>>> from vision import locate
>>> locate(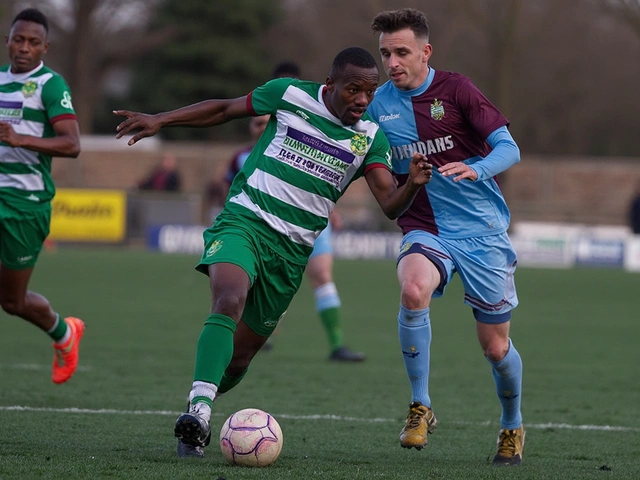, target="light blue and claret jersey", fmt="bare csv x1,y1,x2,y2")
219,77,392,264
0,61,77,212
224,144,253,185
368,68,516,239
